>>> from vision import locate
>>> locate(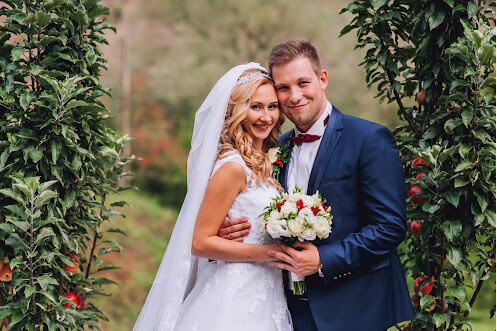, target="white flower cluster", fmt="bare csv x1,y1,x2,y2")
267,147,279,164
260,188,333,242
